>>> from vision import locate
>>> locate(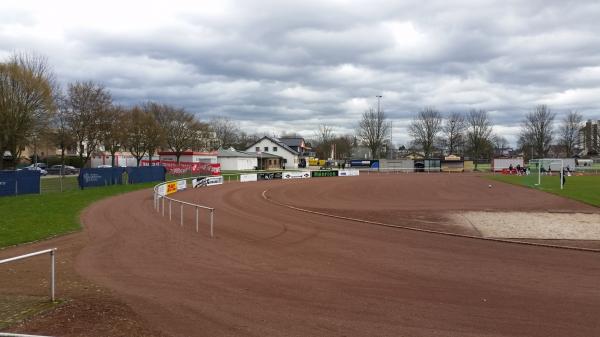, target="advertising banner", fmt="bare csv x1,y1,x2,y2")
166,182,178,195
349,160,379,168
240,174,258,182
258,172,283,180
338,169,360,177
192,177,207,188
311,170,339,178
177,179,187,191
141,160,221,176
282,171,311,179
206,176,224,186
192,176,224,187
